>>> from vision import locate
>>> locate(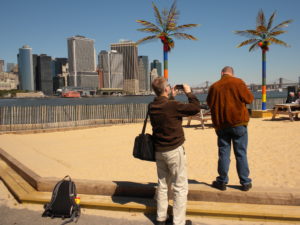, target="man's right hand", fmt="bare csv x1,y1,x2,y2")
183,84,192,94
